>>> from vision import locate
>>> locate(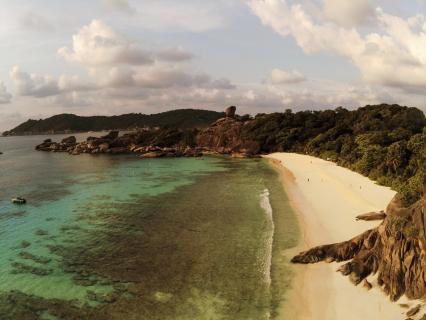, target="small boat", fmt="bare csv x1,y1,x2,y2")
11,197,26,204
